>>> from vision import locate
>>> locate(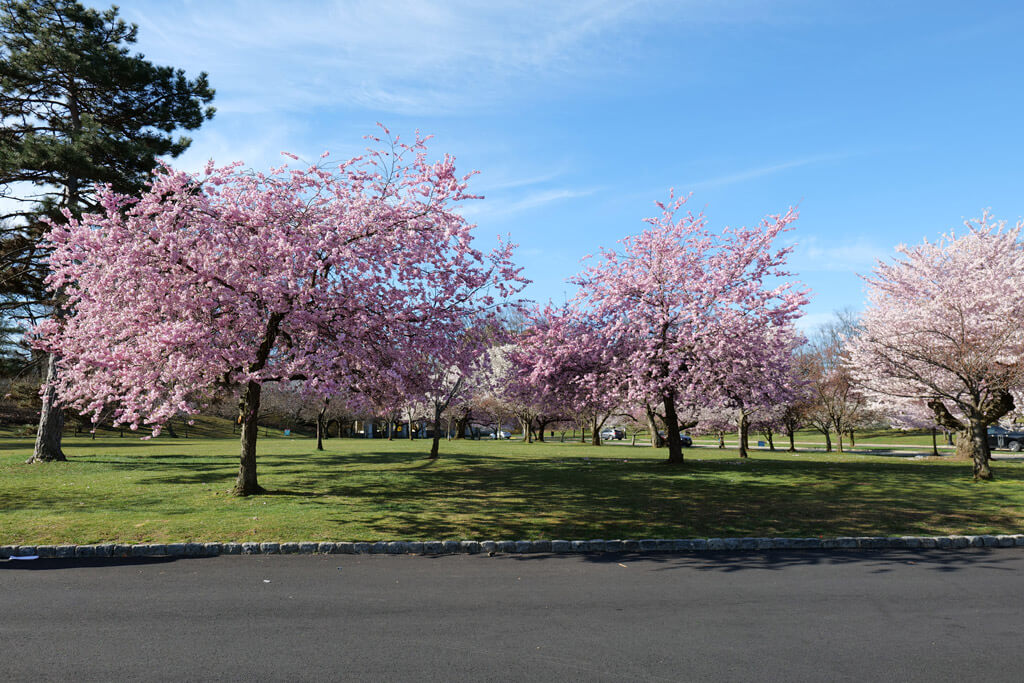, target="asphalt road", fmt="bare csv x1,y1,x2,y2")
3,549,1023,682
